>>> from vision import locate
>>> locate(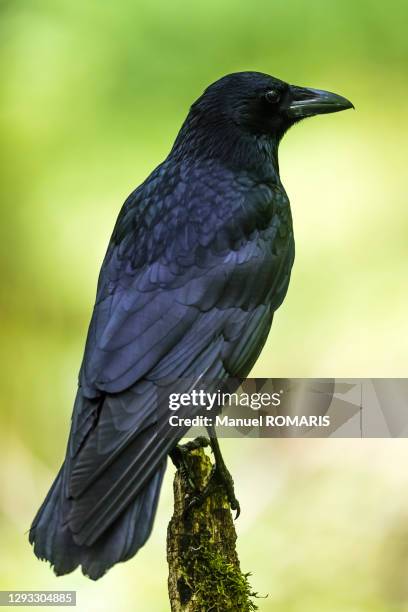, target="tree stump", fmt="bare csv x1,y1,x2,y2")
167,446,259,611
